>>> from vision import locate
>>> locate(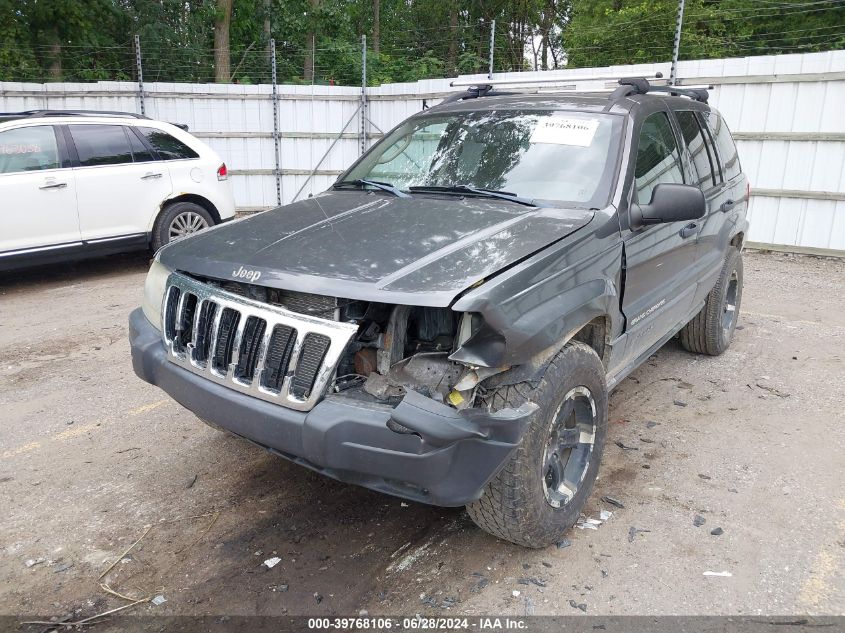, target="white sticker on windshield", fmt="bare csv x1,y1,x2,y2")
530,118,600,147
